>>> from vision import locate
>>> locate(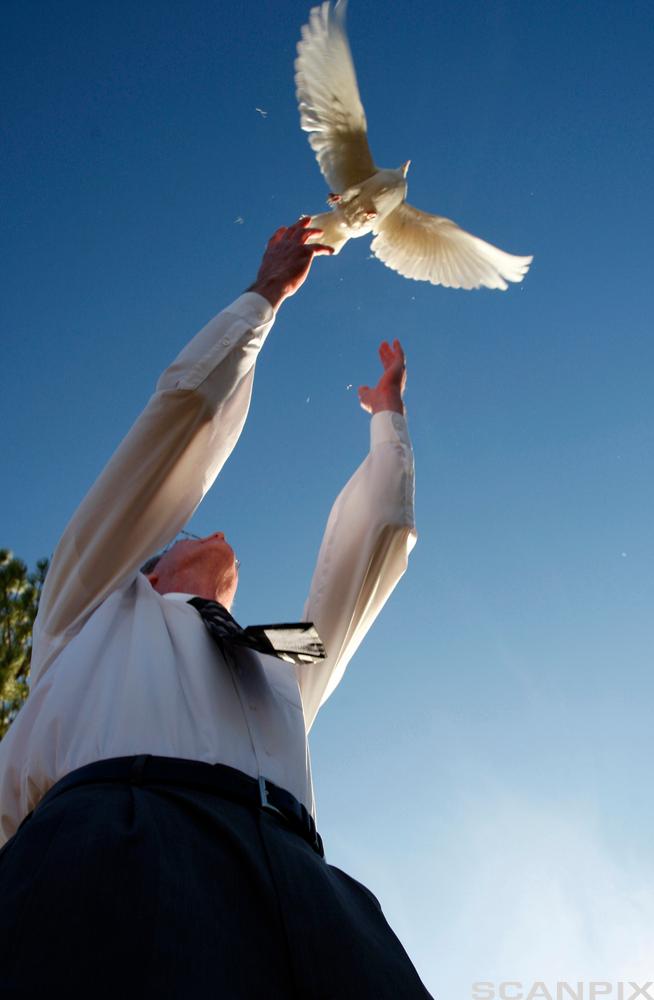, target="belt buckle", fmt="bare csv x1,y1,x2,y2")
258,776,286,820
